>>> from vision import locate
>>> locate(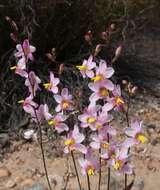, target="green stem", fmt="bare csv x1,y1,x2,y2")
107,168,110,190
87,173,91,190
